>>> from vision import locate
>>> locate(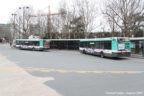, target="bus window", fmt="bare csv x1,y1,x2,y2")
84,42,88,48
88,42,91,48
100,41,104,49
32,41,40,46
104,41,111,49
16,41,20,45
90,42,94,48
24,41,29,45
29,41,33,46
88,42,94,48
95,41,101,49
80,42,84,47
